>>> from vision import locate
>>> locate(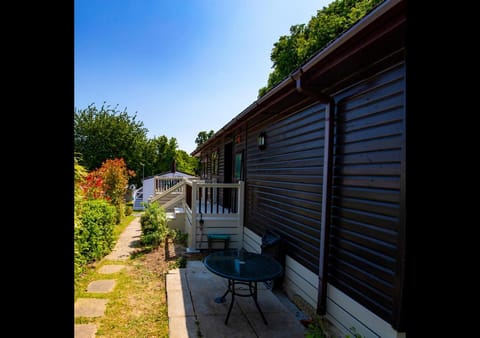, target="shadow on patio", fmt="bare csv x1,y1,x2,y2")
166,260,307,338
